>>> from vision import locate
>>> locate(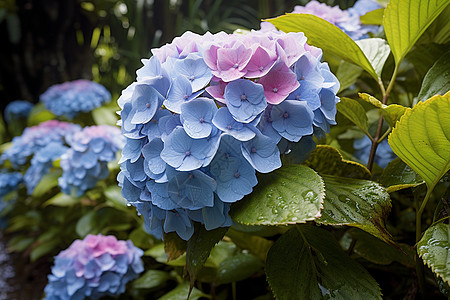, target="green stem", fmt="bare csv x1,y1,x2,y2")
377,127,391,144
367,64,399,172
416,187,434,242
